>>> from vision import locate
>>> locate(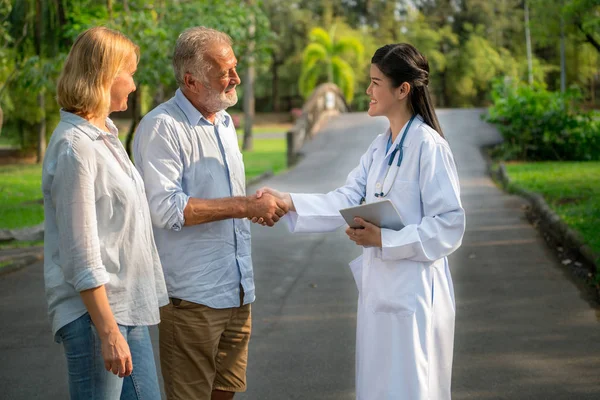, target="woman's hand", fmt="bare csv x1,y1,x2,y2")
346,217,382,248
101,329,133,378
252,187,294,225
80,286,133,378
